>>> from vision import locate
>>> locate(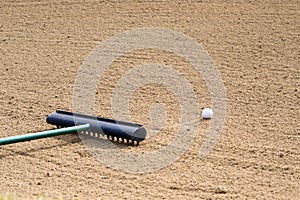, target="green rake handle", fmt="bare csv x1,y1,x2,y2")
0,124,90,146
